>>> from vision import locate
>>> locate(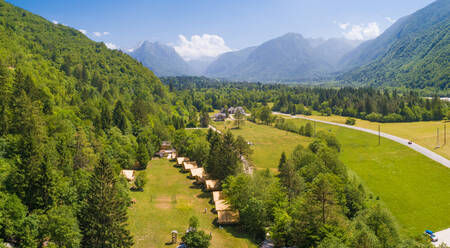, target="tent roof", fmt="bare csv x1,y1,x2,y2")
217,210,239,224
190,167,204,177
212,191,224,202
205,179,220,190
183,161,198,170
120,170,135,180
